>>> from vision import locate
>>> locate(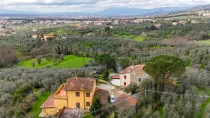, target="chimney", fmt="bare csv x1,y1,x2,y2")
81,84,84,89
